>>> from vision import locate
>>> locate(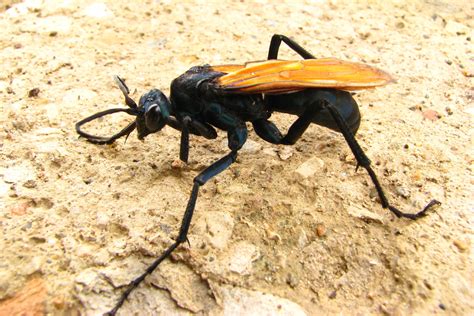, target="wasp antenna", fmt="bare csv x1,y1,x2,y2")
76,109,137,144
114,76,129,94
114,75,138,109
